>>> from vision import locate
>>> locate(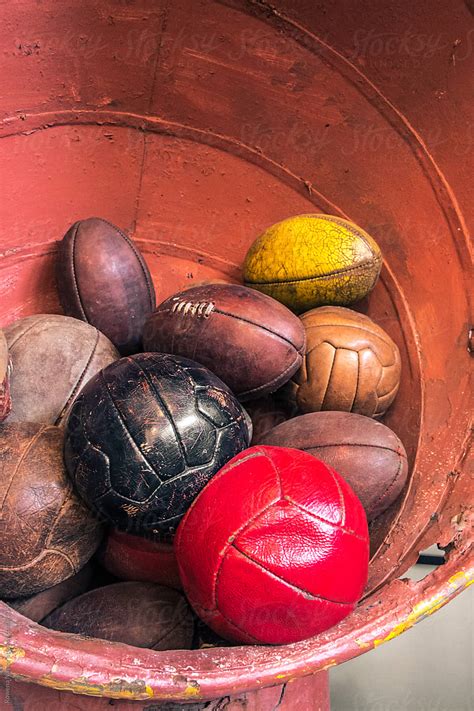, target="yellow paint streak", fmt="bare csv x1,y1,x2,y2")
448,570,474,588
0,644,25,671
185,683,201,697
320,659,337,671
39,675,154,701
372,569,473,649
